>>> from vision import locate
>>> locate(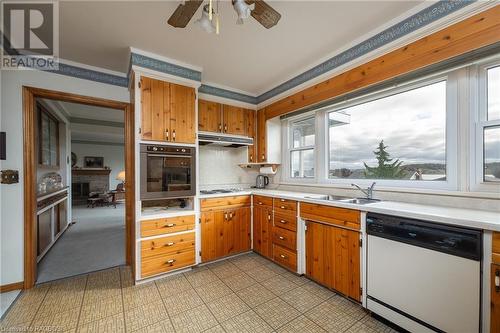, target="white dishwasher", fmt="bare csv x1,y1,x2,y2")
366,213,482,333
